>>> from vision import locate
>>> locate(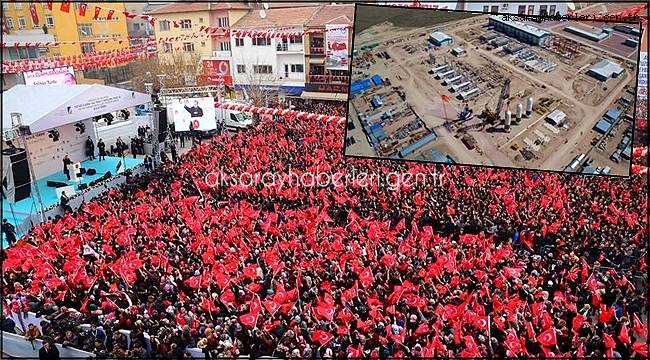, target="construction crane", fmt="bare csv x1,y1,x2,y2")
481,79,511,125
